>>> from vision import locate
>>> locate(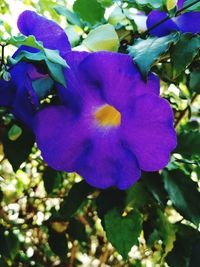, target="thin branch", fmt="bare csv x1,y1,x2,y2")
175,93,199,128
0,44,6,71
